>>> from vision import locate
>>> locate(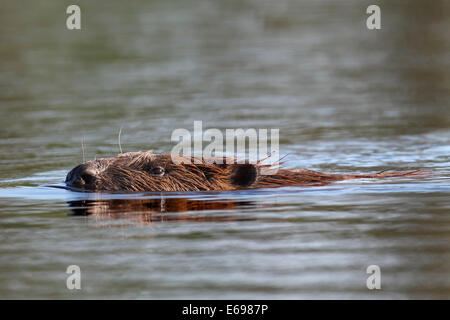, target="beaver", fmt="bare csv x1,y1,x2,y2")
65,151,424,192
